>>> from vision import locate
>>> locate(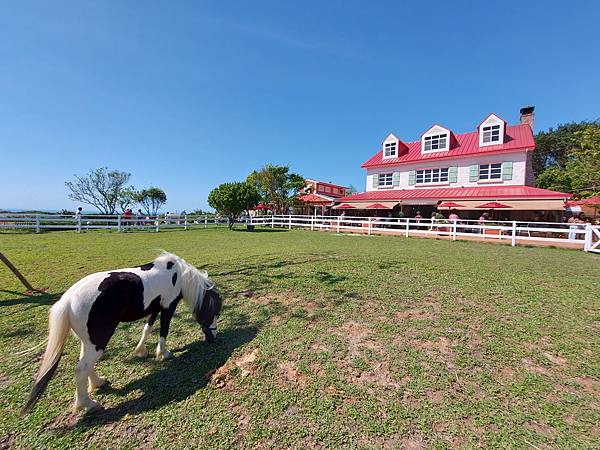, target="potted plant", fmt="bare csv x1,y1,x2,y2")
435,213,450,233
483,222,502,236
